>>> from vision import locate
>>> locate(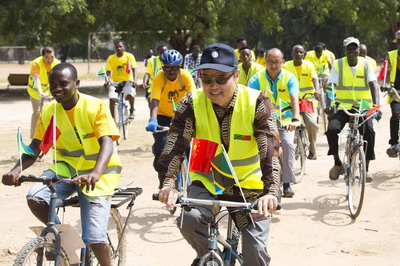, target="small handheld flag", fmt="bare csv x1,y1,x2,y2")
326,83,336,101
366,105,381,118
125,60,131,74
97,67,106,78
17,128,34,157
39,116,61,155
377,60,388,82
188,139,219,174
279,99,293,125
